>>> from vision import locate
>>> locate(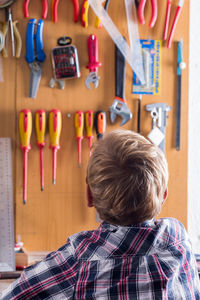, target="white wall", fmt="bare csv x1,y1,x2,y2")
188,1,200,253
